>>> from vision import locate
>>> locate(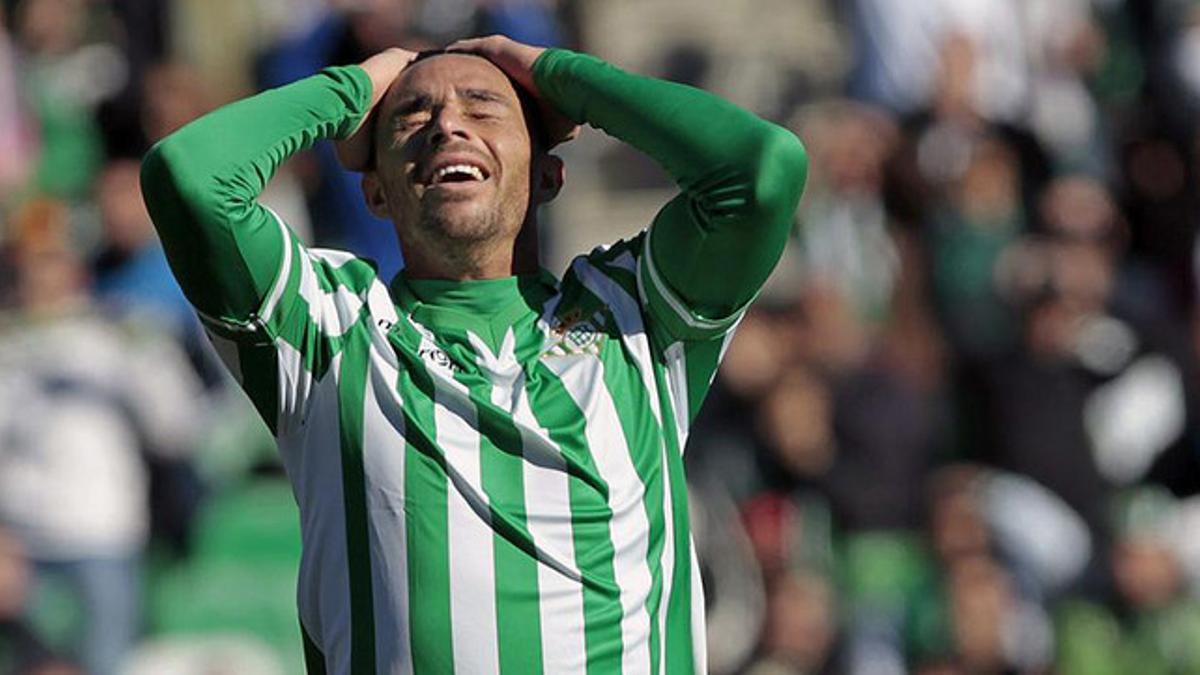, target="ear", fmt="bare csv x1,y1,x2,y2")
531,154,565,205
361,171,390,219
